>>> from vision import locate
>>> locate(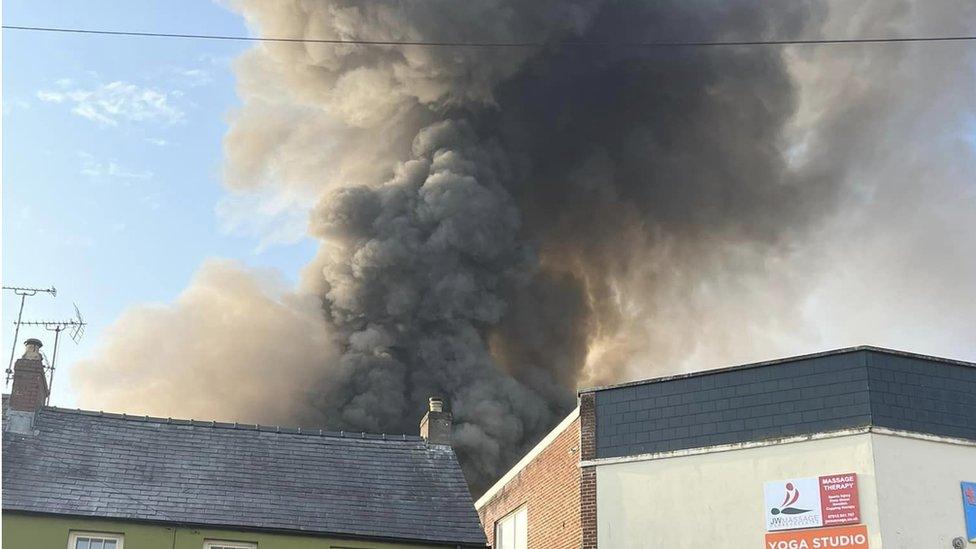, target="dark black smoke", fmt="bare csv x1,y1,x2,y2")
72,0,976,494
268,0,834,492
